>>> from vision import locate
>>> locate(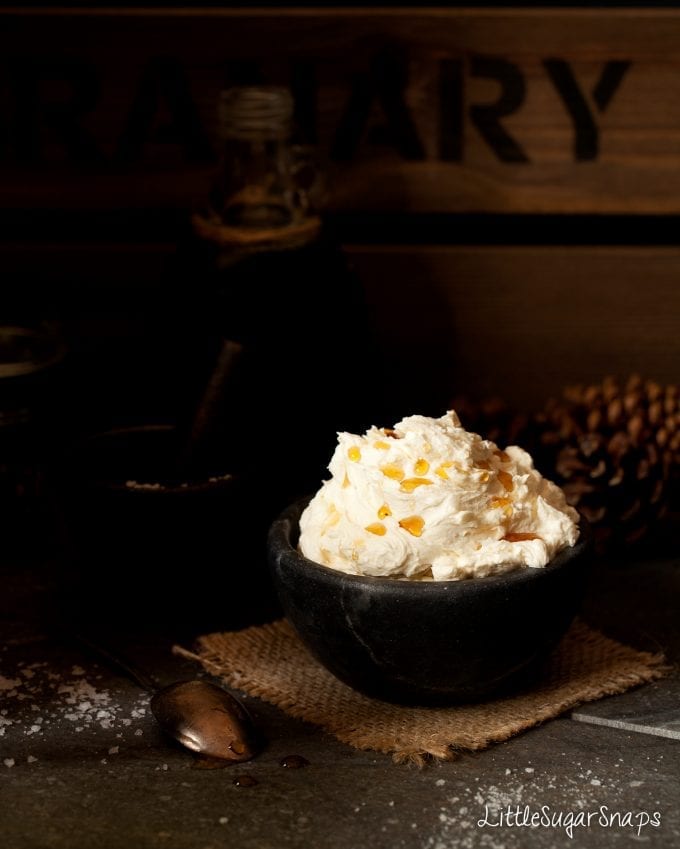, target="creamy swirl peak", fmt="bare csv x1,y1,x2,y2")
298,411,580,580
